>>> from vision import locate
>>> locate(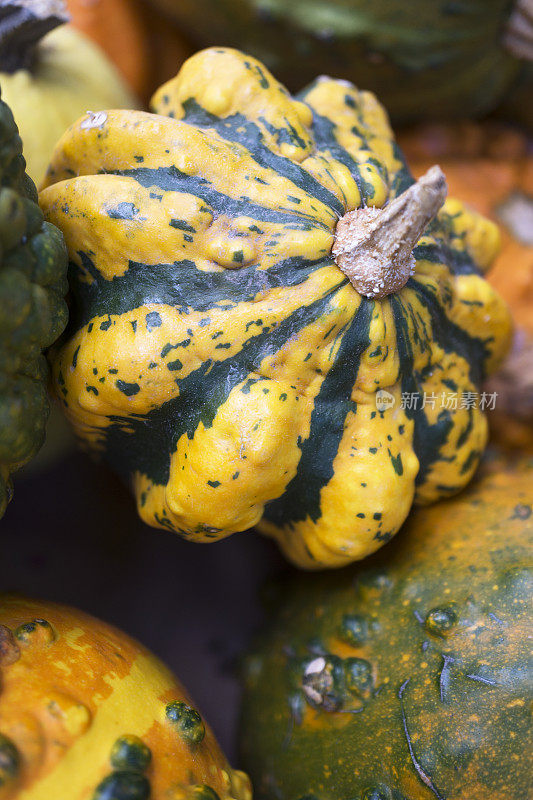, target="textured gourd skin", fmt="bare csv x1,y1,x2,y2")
0,595,251,800
0,24,138,186
0,90,68,518
240,454,533,800
40,48,512,568
144,0,528,126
